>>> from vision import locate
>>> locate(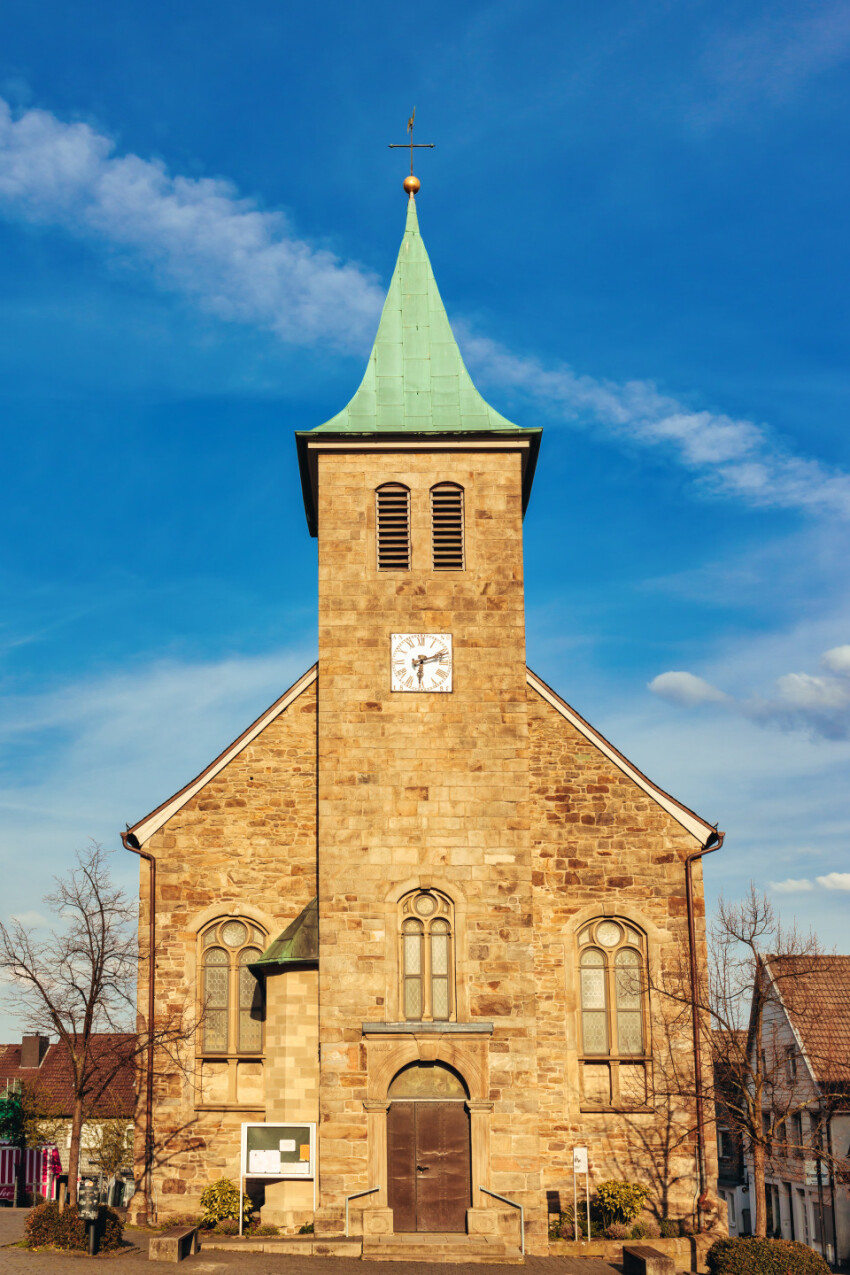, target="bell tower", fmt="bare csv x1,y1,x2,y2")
297,188,543,1243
